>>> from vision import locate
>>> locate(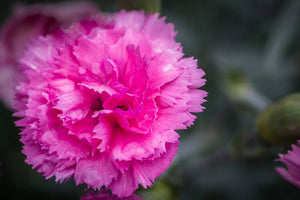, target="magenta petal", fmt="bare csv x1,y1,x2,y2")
54,90,93,121
120,45,149,95
276,142,300,188
276,167,300,188
93,117,112,152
